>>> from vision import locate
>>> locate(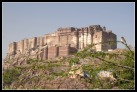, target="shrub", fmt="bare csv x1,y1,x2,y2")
3,68,21,88
71,39,134,89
